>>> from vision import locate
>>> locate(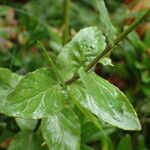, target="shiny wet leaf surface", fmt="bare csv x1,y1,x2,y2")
69,69,141,130
42,108,81,150
0,67,21,107
56,27,106,81
0,67,68,119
